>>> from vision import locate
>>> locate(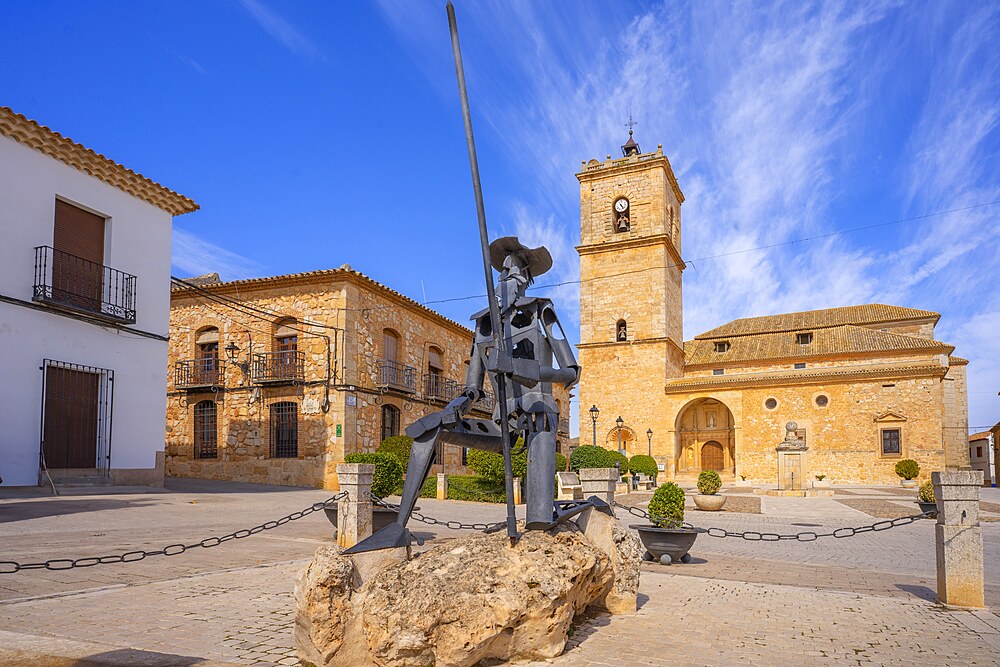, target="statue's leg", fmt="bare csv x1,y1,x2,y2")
344,425,441,553
524,415,556,530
